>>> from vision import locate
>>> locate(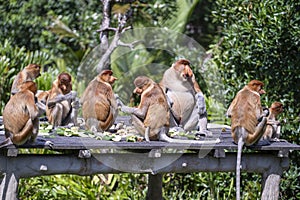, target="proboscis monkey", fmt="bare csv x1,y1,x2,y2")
10,64,41,95
227,80,269,200
10,63,46,115
0,81,53,148
159,59,211,136
262,101,284,141
80,70,118,132
118,76,220,144
46,72,78,127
